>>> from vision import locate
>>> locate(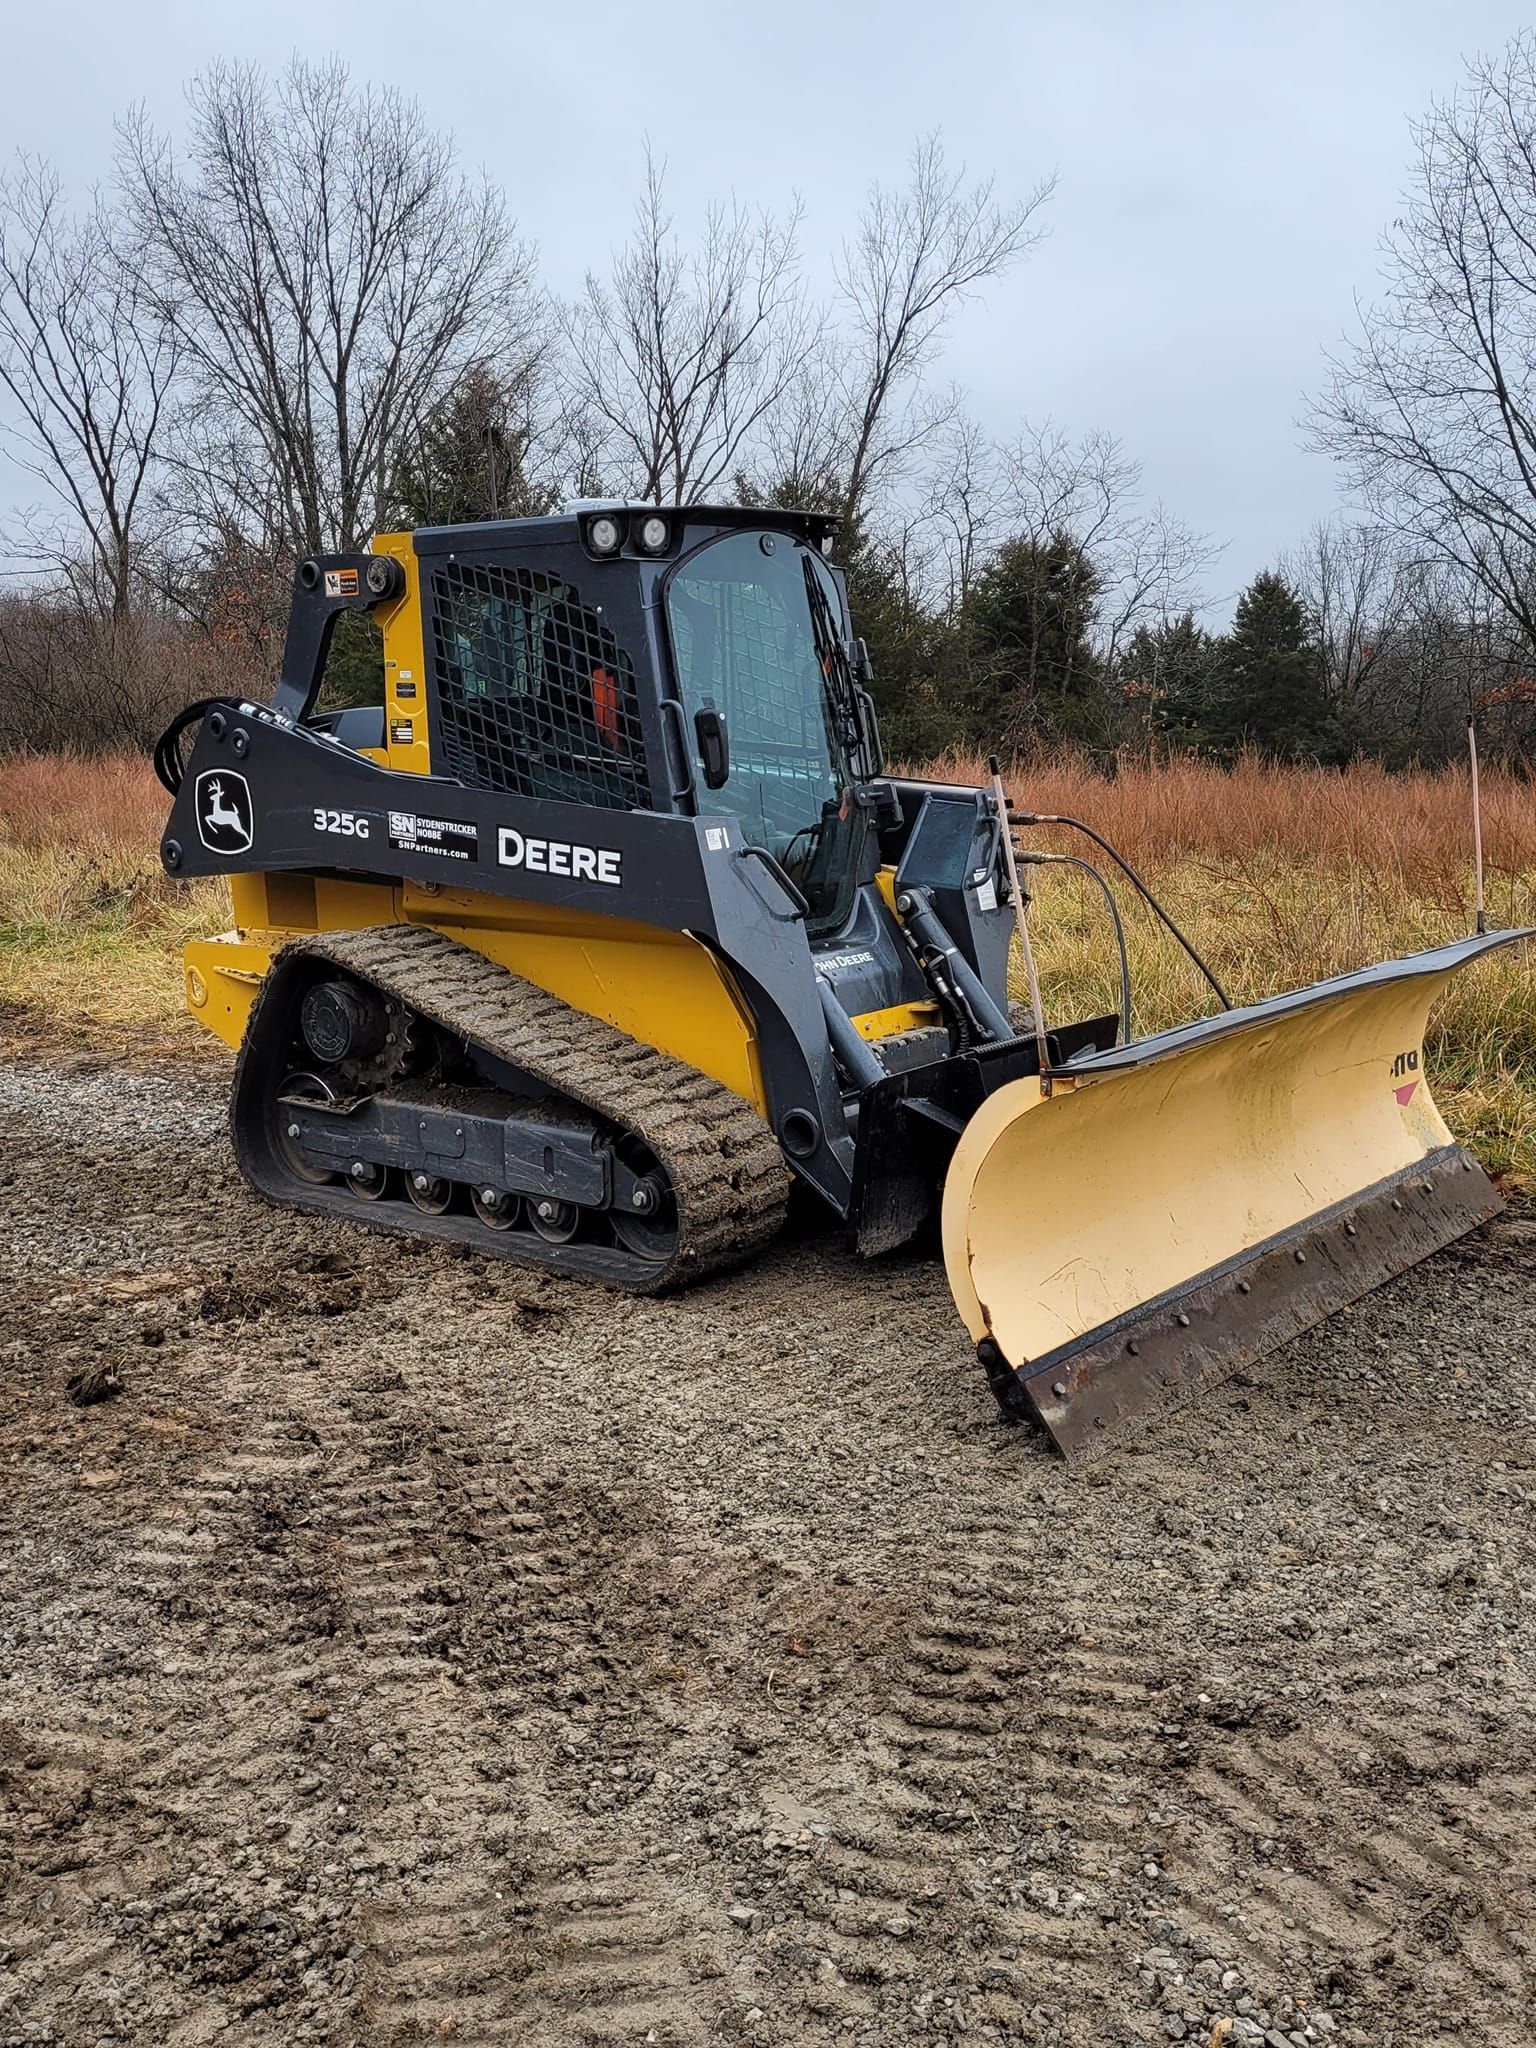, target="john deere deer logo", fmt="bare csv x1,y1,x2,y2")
195,770,254,854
